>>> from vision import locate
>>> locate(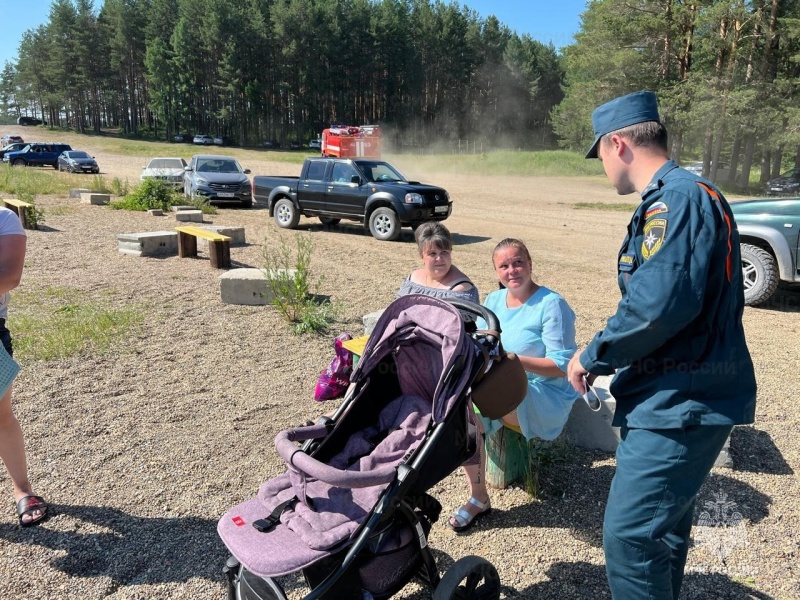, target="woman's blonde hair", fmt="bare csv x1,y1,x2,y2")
415,221,453,254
